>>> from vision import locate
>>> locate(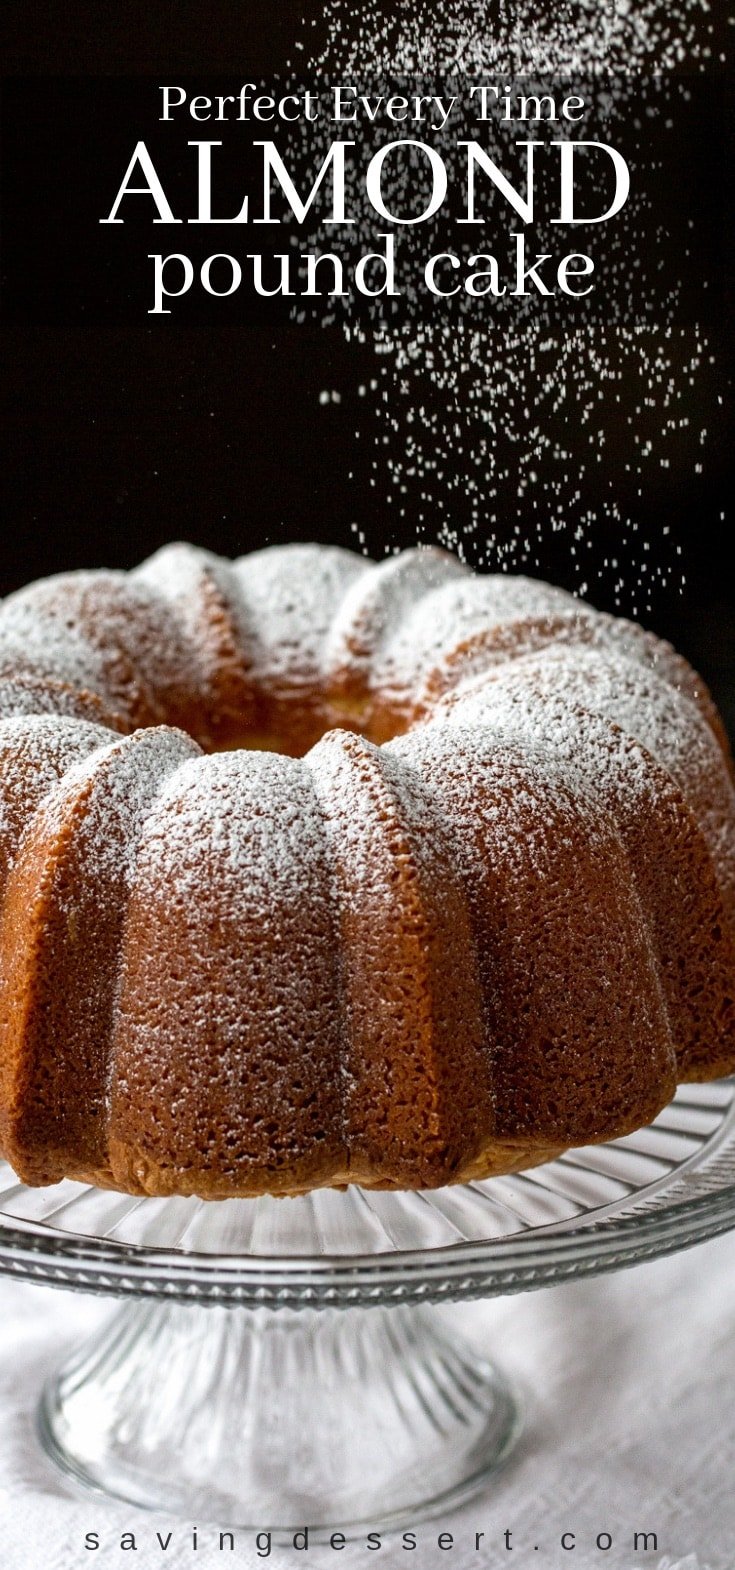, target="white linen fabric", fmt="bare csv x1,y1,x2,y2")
0,1228,733,1570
